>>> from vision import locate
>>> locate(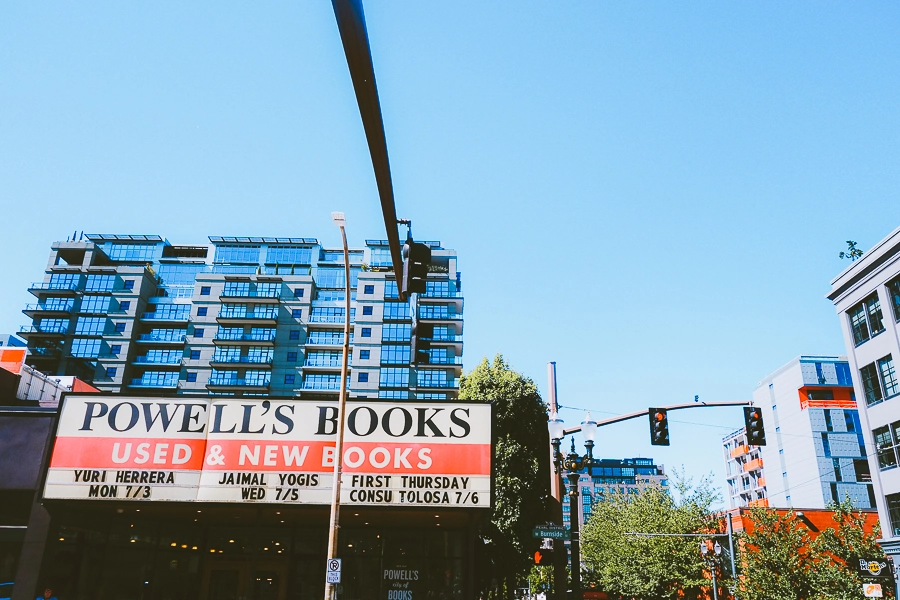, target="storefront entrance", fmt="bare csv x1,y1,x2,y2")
201,560,288,600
